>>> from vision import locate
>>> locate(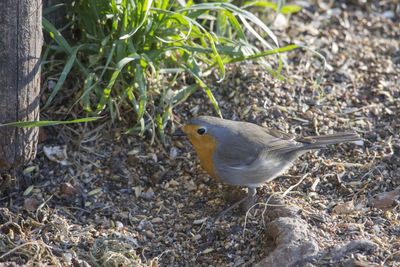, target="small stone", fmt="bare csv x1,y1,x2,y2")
304,110,313,120
202,248,214,254
192,234,201,241
193,218,207,225
145,230,155,239
115,221,123,230
169,147,179,159
169,179,179,187
142,187,154,200
332,200,356,214
152,217,163,224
